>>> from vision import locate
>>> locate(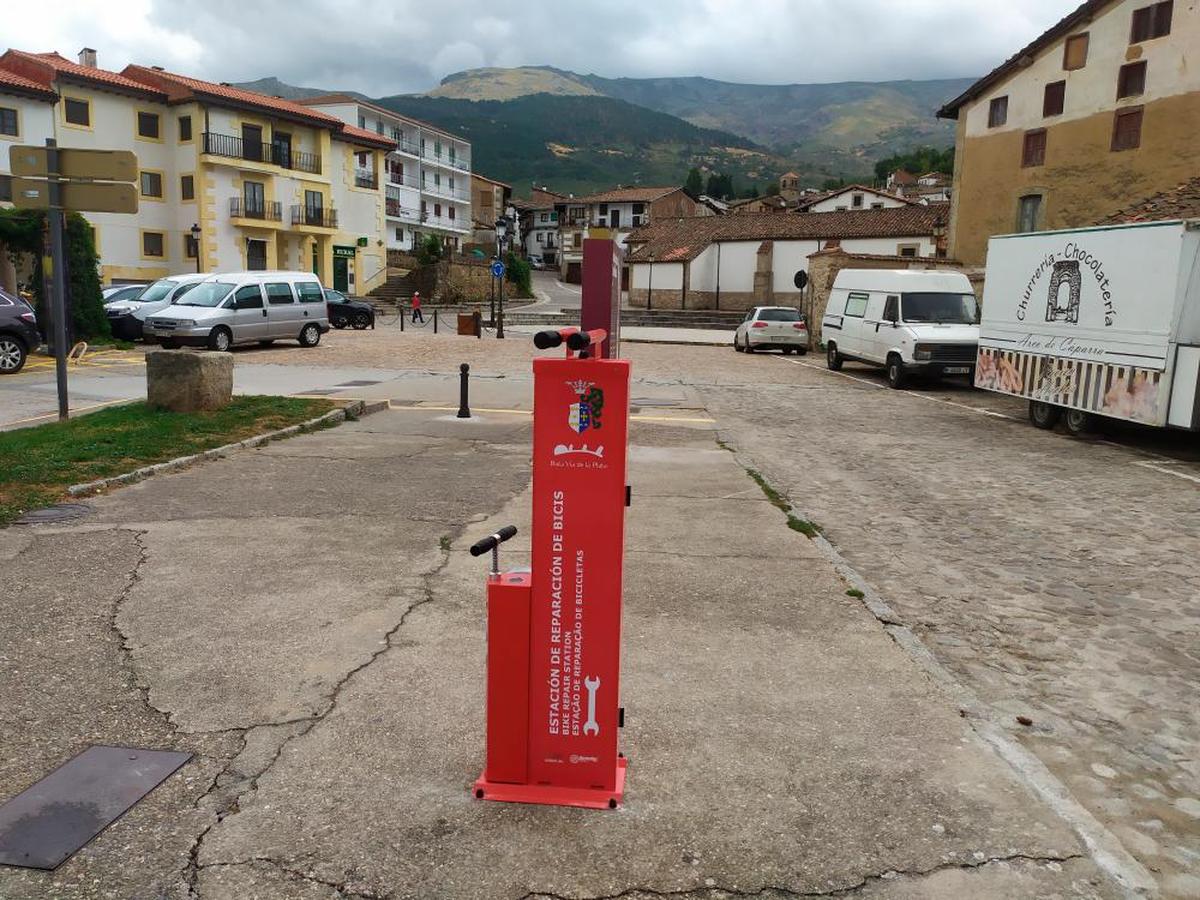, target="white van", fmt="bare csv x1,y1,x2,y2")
822,269,980,388
104,273,209,341
145,271,330,352
977,220,1200,434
